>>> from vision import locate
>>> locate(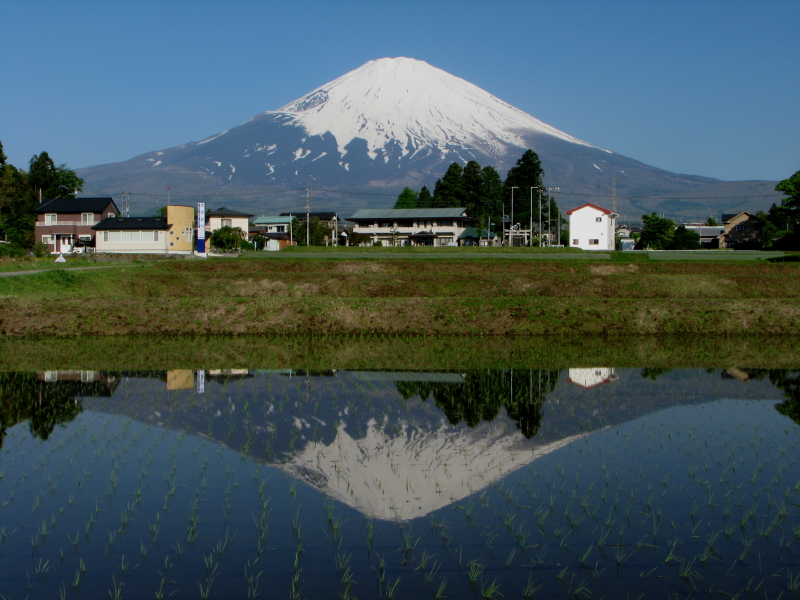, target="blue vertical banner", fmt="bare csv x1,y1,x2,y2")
197,202,206,253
